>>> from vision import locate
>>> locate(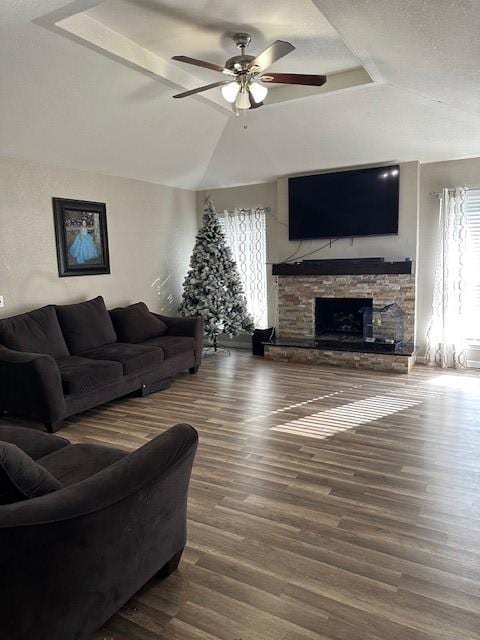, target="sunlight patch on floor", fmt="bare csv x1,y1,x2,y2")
427,373,480,392
270,391,433,440
244,385,367,423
